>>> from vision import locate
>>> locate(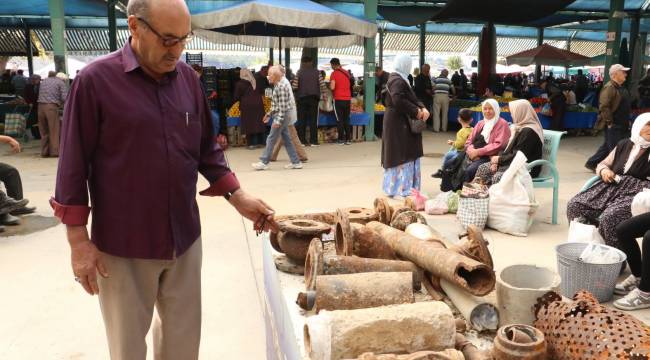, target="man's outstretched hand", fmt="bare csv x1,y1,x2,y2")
228,190,279,233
